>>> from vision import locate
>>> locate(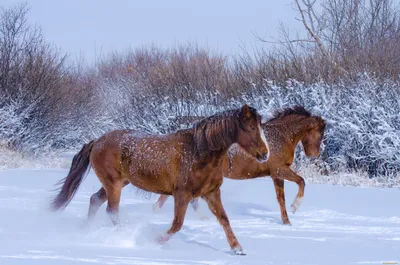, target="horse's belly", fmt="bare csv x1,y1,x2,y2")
126,167,174,195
